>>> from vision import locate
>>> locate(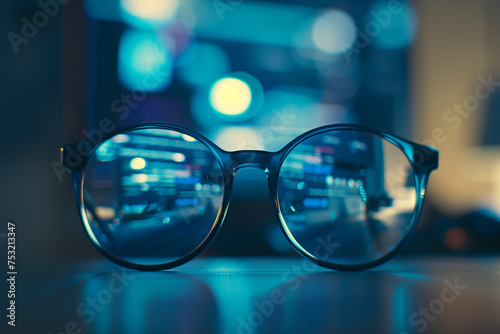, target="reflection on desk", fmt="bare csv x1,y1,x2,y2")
16,256,500,334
